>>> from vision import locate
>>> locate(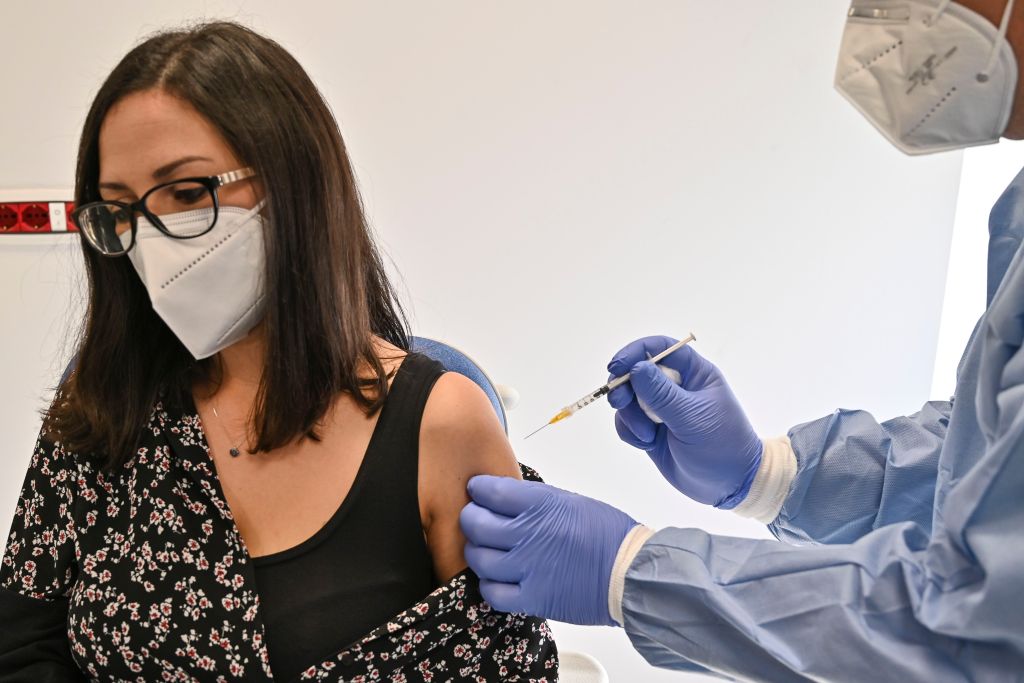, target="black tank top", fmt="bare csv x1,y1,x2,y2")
252,352,445,680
